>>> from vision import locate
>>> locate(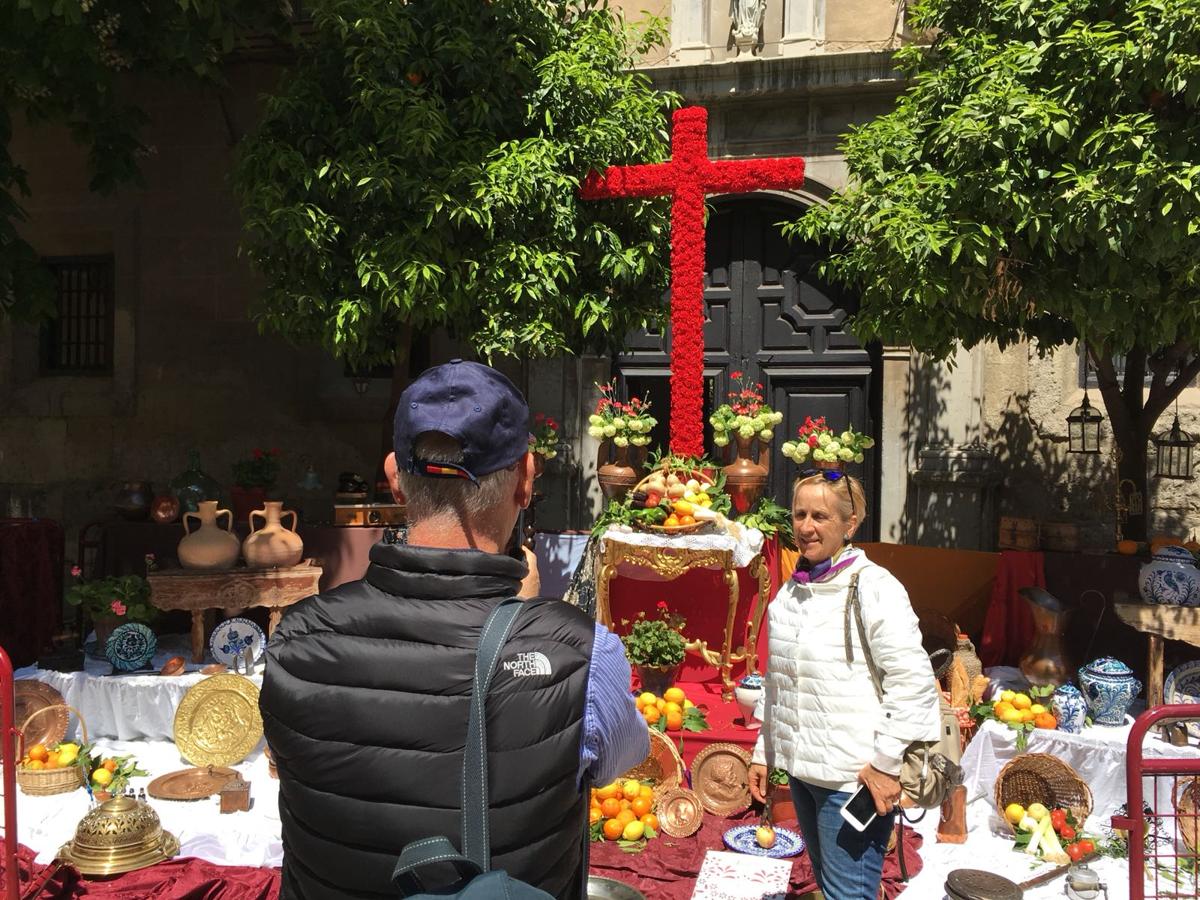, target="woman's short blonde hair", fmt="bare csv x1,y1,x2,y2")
791,472,867,527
